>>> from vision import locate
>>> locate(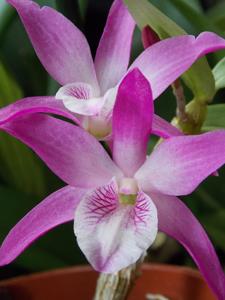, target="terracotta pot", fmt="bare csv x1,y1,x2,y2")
0,264,216,300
